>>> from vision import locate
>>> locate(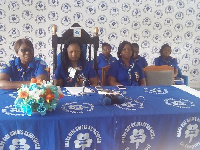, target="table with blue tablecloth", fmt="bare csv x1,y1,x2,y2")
0,85,199,150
